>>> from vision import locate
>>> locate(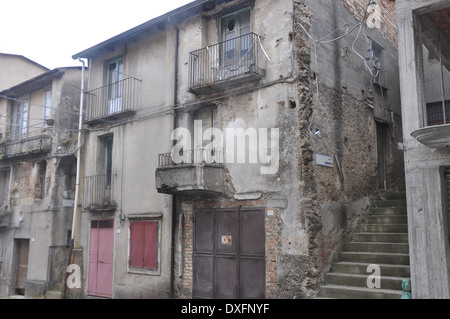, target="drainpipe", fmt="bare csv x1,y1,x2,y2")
62,57,85,299
72,58,85,249
170,26,179,299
